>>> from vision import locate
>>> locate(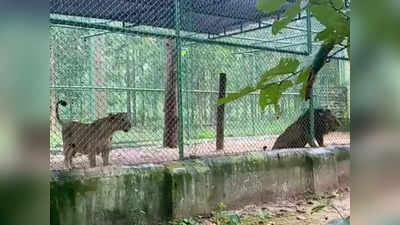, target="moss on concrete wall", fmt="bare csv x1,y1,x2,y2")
51,165,172,225
51,145,350,225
